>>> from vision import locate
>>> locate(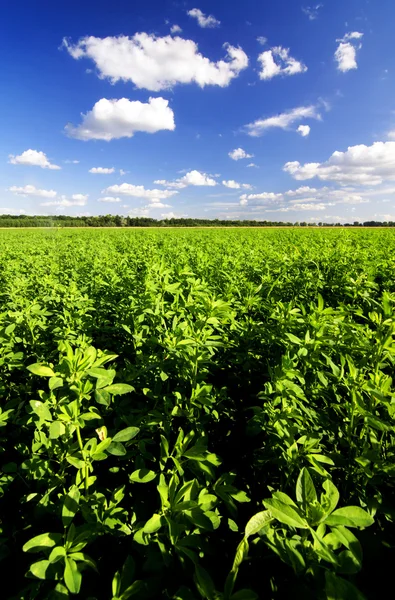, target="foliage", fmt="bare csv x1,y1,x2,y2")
1,227,395,598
